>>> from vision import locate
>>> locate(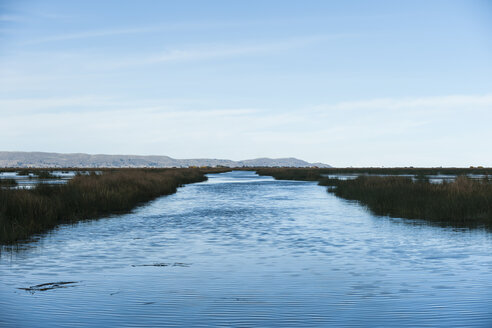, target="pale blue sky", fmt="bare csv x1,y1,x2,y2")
1,0,491,166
